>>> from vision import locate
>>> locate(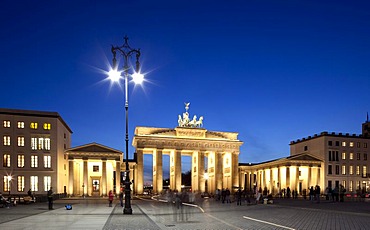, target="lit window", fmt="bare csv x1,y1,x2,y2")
93,165,99,172
3,120,10,128
3,176,11,192
17,121,24,129
43,123,51,130
17,136,25,147
342,180,346,189
17,176,24,192
342,141,346,147
30,176,38,192
3,136,11,146
349,165,353,175
44,155,51,168
342,152,346,160
30,122,38,129
31,155,38,168
350,152,354,160
350,142,354,147
17,155,24,168
363,166,367,177
349,181,353,192
356,165,360,175
45,138,50,150
342,165,346,175
44,176,51,192
31,138,37,150
38,138,44,150
3,154,10,167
